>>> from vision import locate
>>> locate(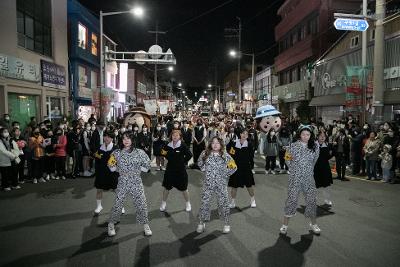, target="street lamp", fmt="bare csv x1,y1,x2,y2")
100,6,144,121
207,83,222,111
229,49,255,106
178,82,182,87
168,66,174,72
